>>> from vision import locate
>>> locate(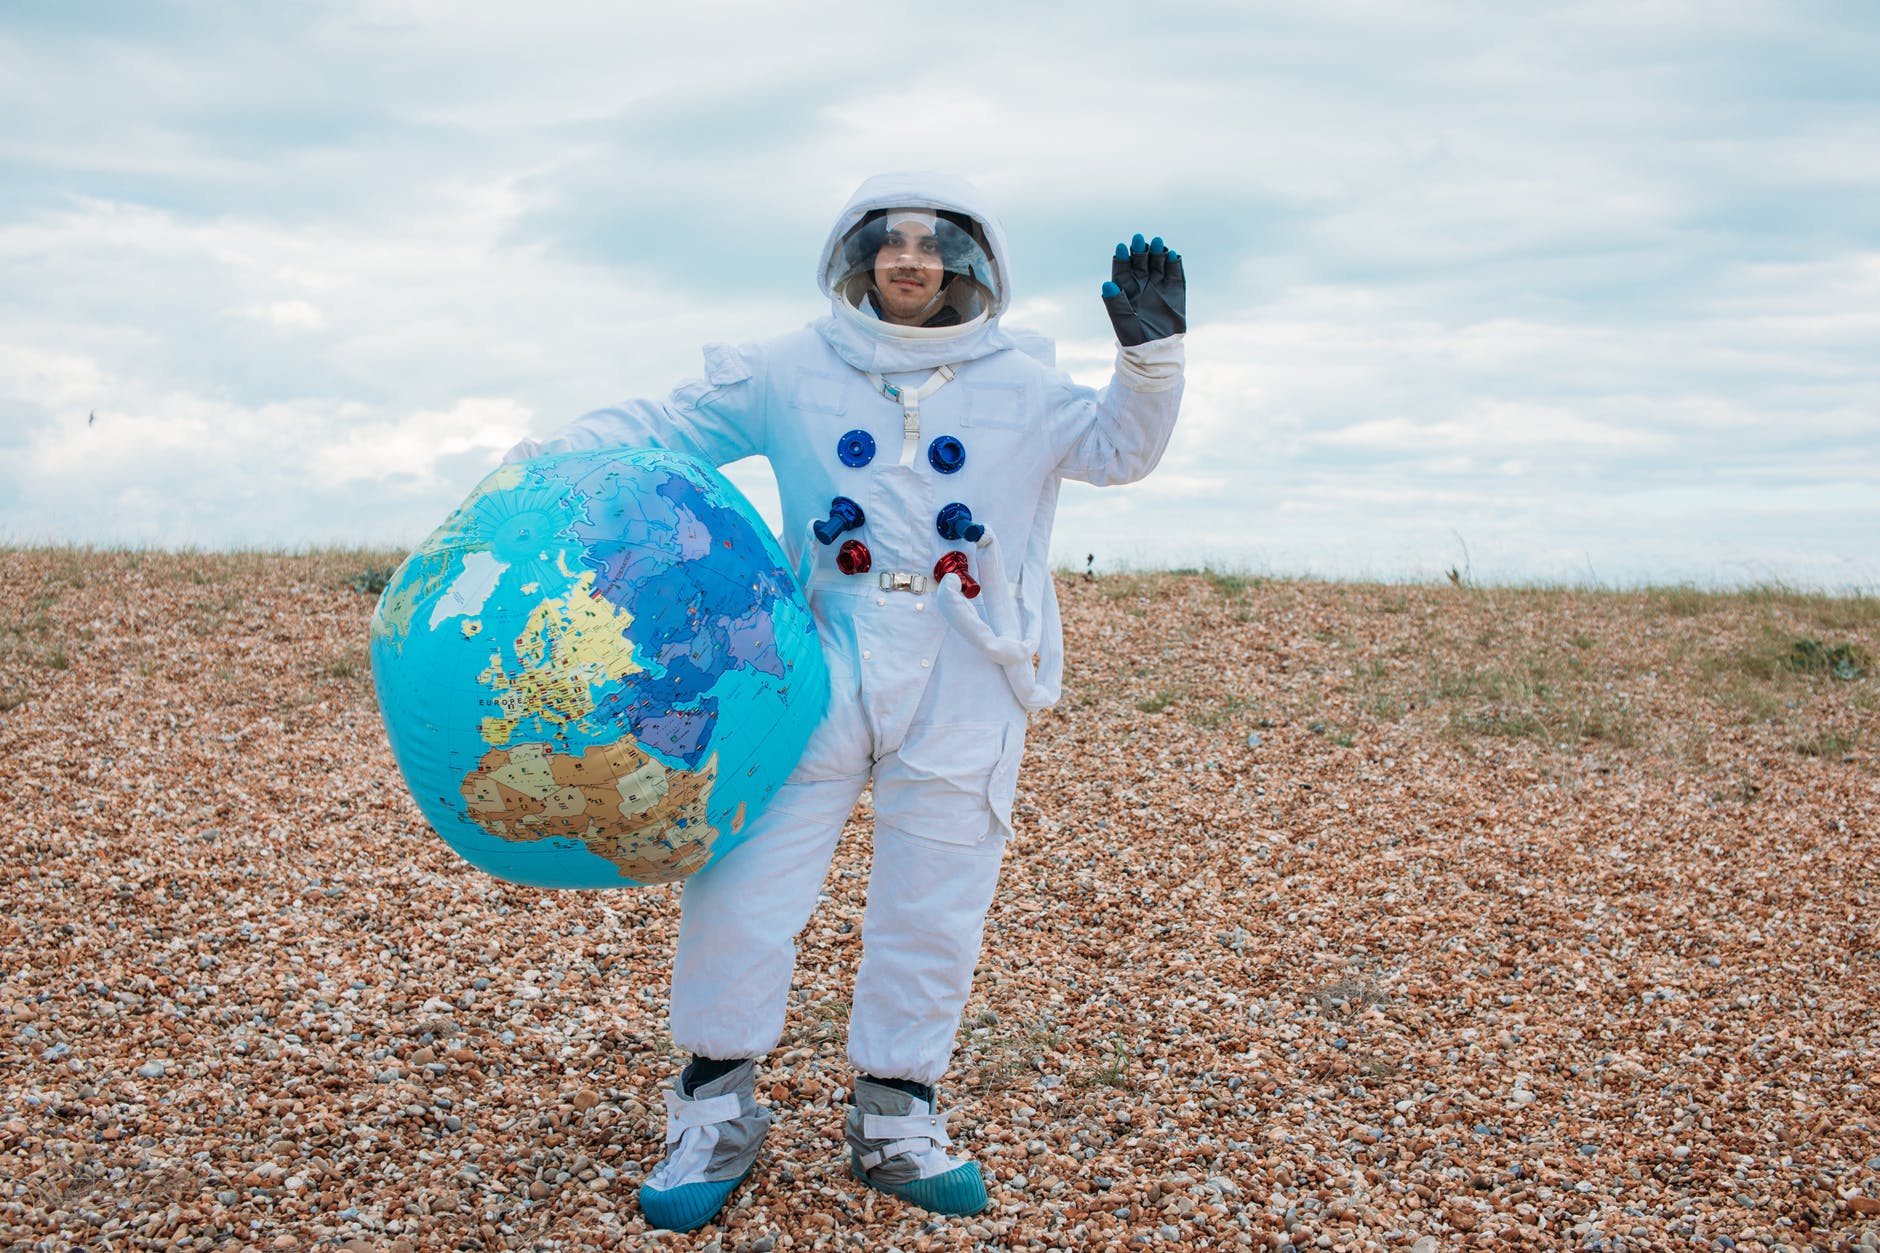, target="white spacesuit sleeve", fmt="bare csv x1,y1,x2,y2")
1050,333,1185,487
501,341,767,467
